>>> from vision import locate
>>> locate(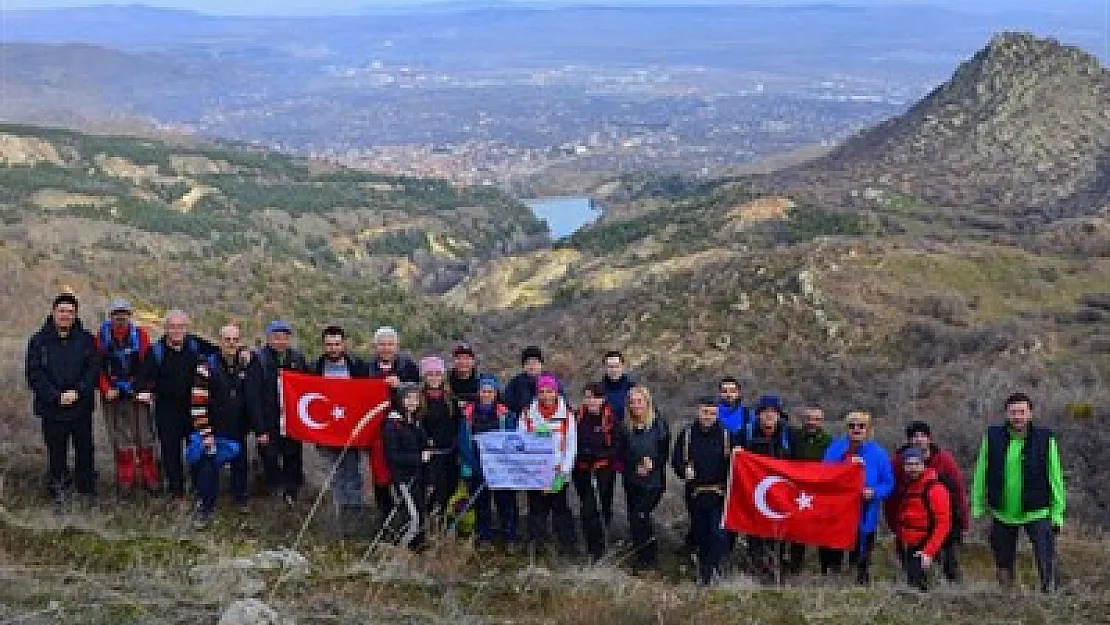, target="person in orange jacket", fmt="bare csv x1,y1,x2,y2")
892,447,952,592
